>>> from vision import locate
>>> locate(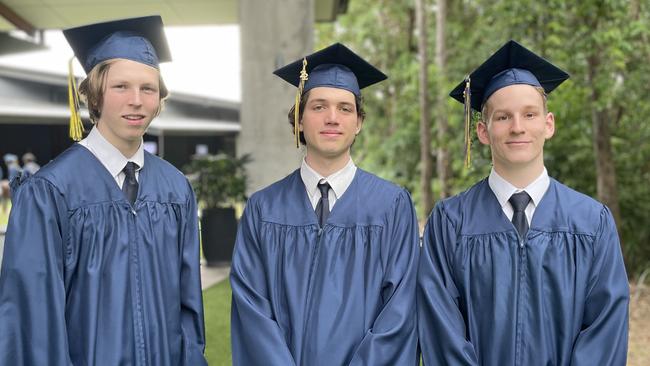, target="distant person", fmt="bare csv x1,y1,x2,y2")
417,40,629,365
230,43,419,365
21,152,40,175
3,154,21,182
0,16,207,365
